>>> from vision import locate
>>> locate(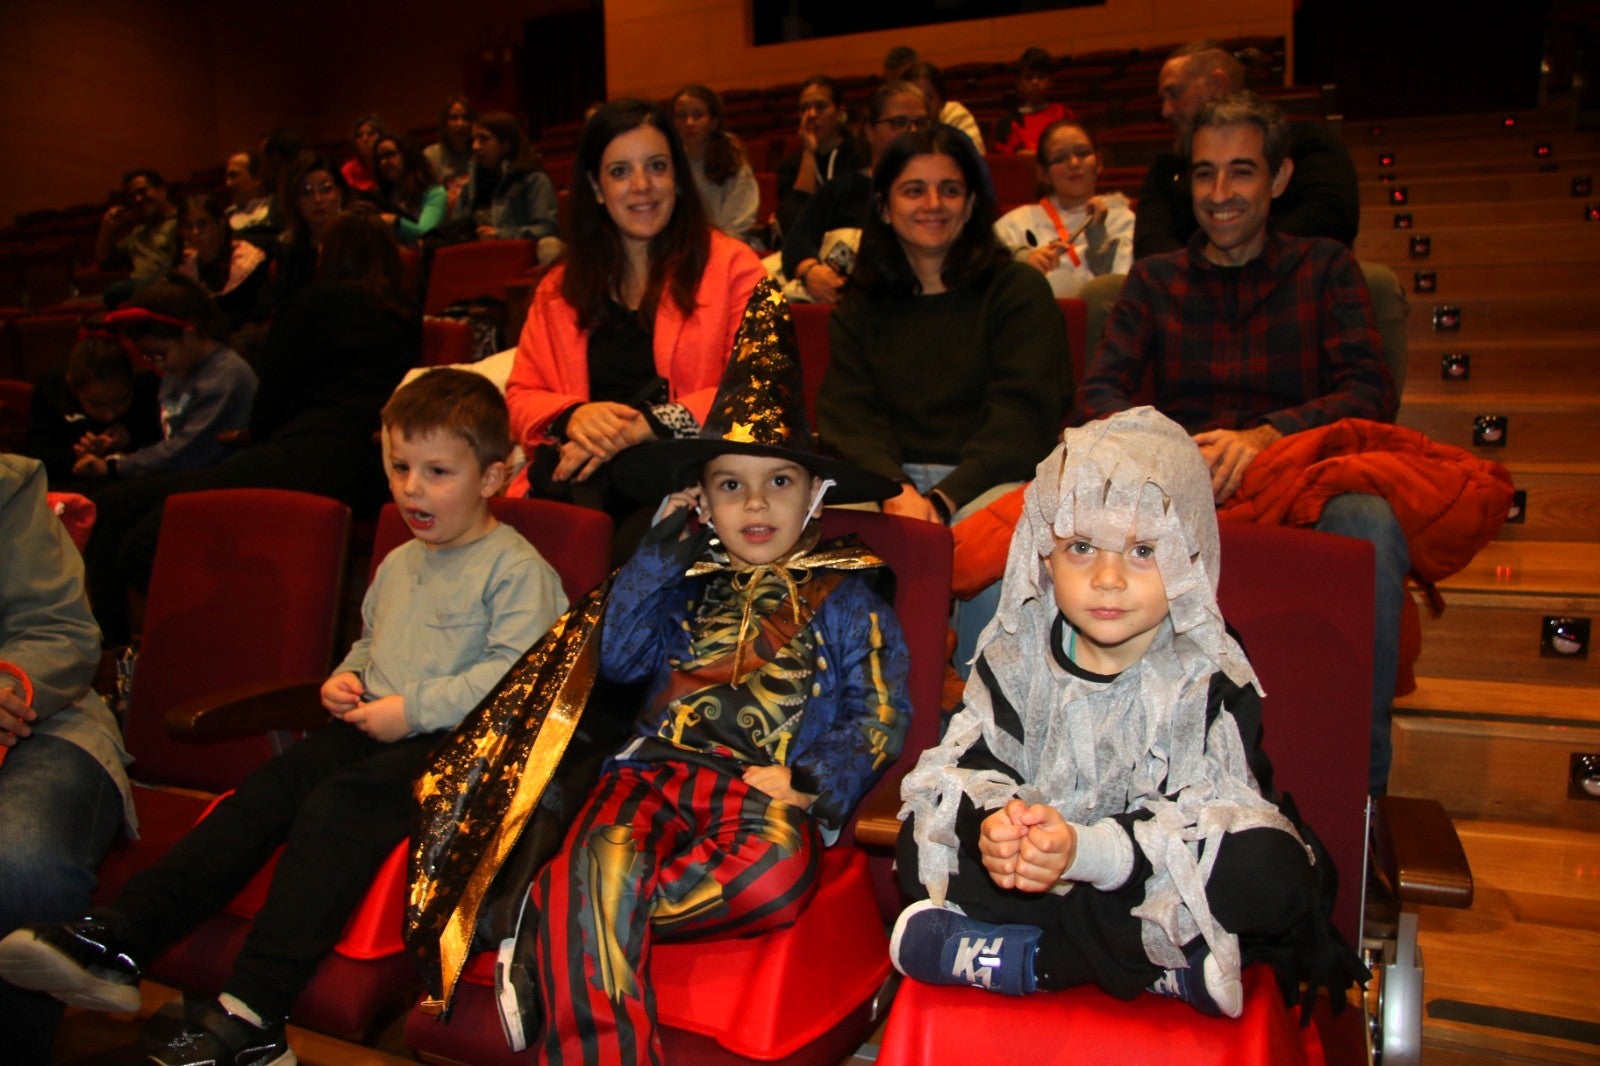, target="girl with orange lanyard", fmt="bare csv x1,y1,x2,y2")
993,120,1134,298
